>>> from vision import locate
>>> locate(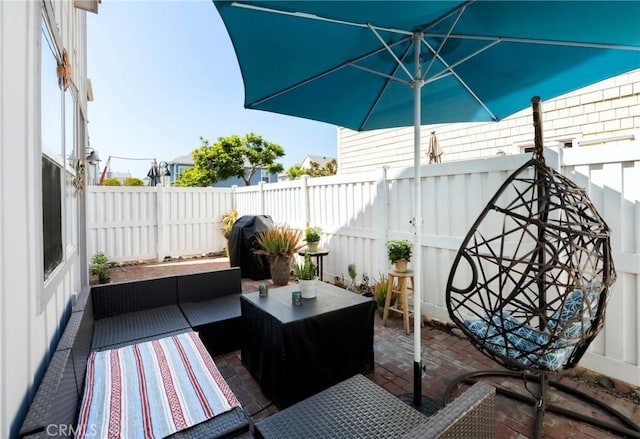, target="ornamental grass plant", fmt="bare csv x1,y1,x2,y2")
255,224,304,259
